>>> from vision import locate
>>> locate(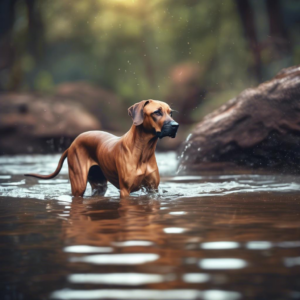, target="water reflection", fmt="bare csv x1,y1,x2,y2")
1,154,300,299
169,211,187,215
63,245,113,253
164,227,186,234
70,253,160,265
68,273,166,285
199,259,247,270
2,154,300,200
50,289,242,300
278,241,300,248
112,240,154,247
284,257,300,267
200,241,240,250
246,241,273,250
182,273,211,283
